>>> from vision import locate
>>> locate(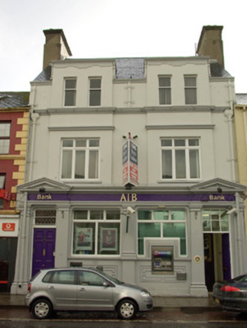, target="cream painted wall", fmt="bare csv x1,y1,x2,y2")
28,56,235,187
